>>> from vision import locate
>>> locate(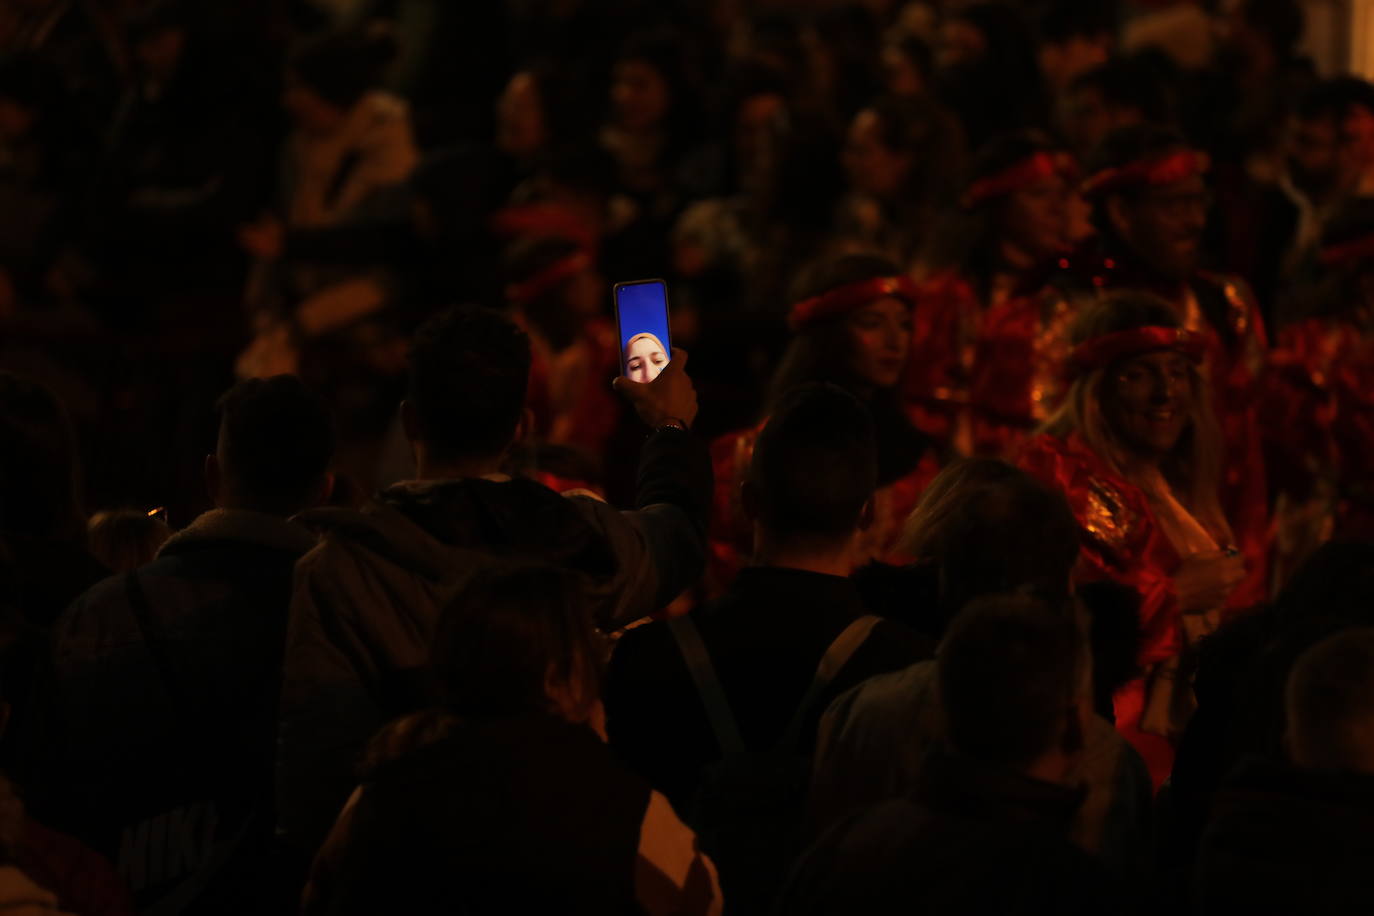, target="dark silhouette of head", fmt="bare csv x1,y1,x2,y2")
903,459,1080,618
212,376,334,516
404,306,533,469
1286,628,1374,774
431,564,603,723
939,591,1089,774
746,384,878,551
